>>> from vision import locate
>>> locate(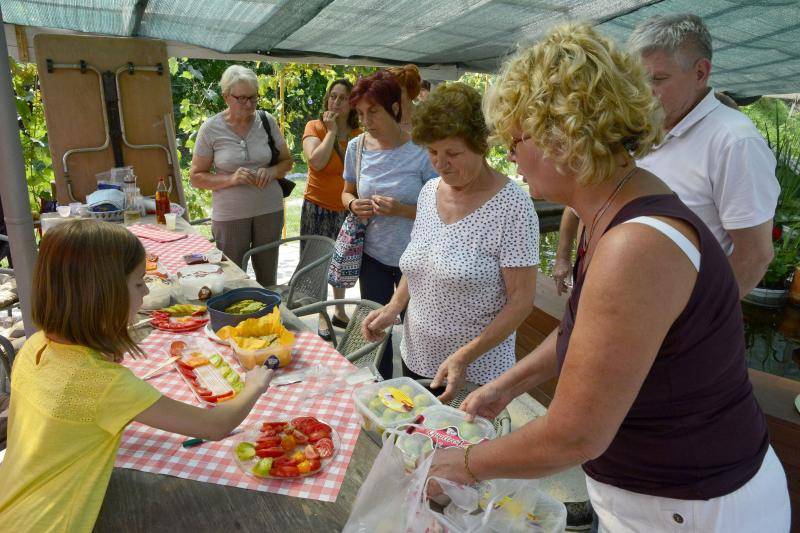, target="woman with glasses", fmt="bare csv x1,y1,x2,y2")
301,79,362,338
190,65,293,286
426,24,790,532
